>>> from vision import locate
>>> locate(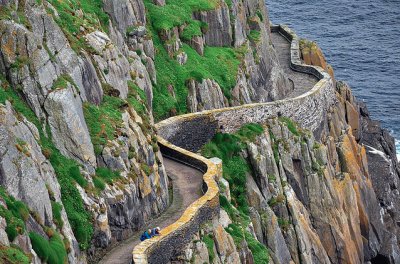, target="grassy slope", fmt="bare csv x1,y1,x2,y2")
145,0,242,120
201,123,270,262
